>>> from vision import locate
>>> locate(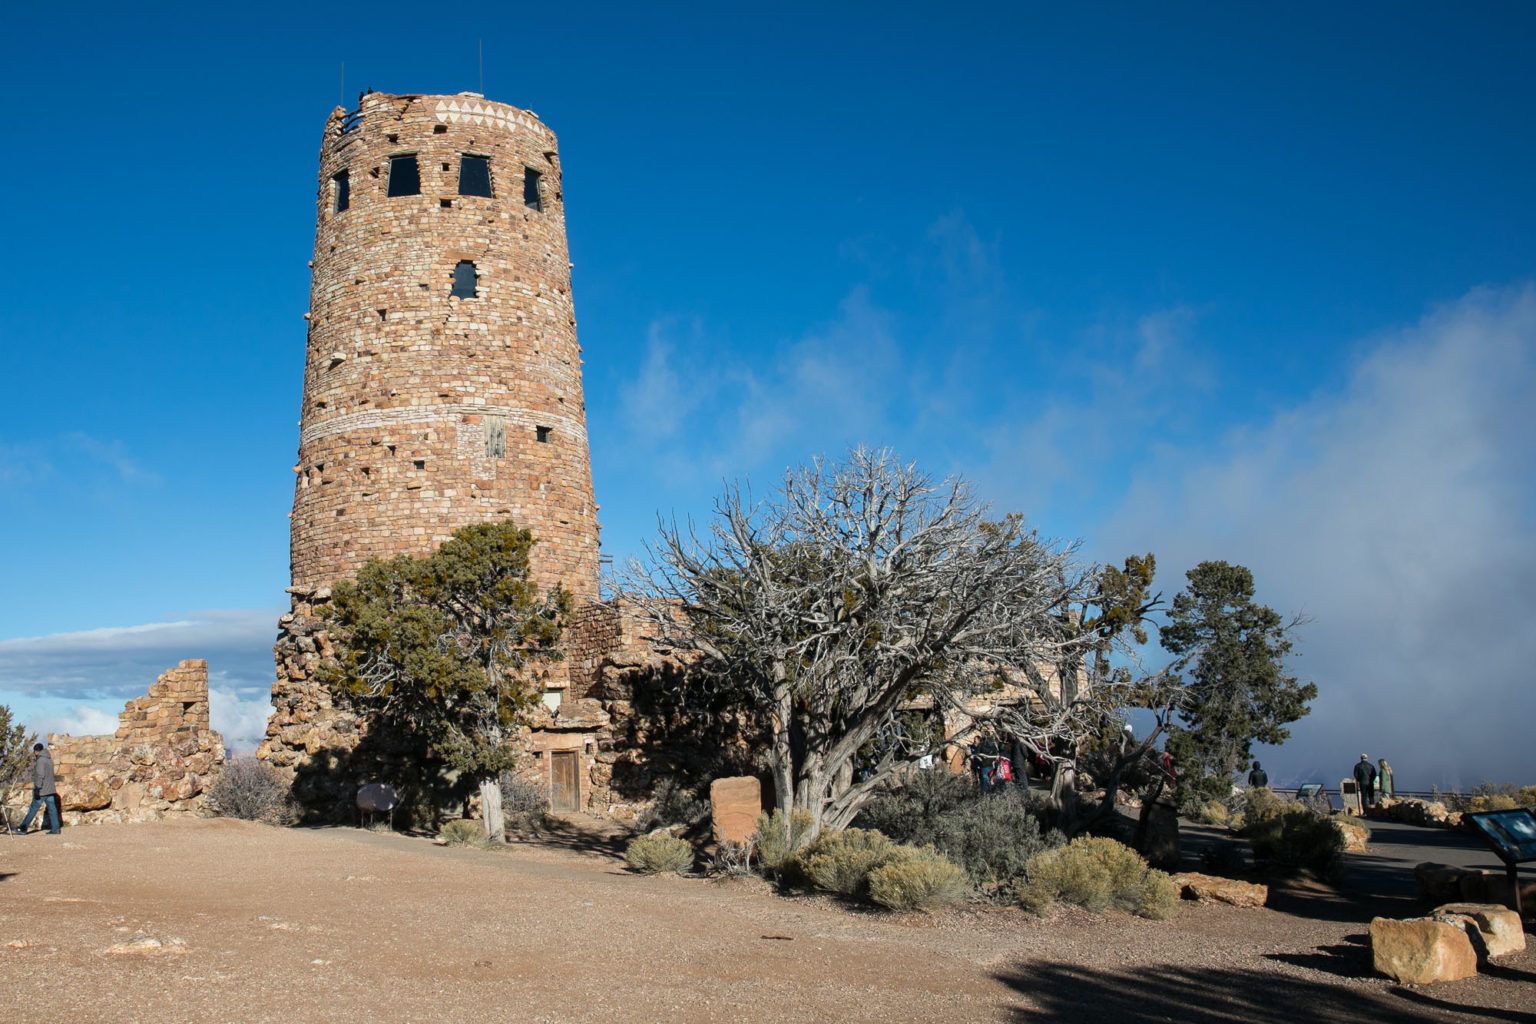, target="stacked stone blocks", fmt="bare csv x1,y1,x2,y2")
37,660,226,824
